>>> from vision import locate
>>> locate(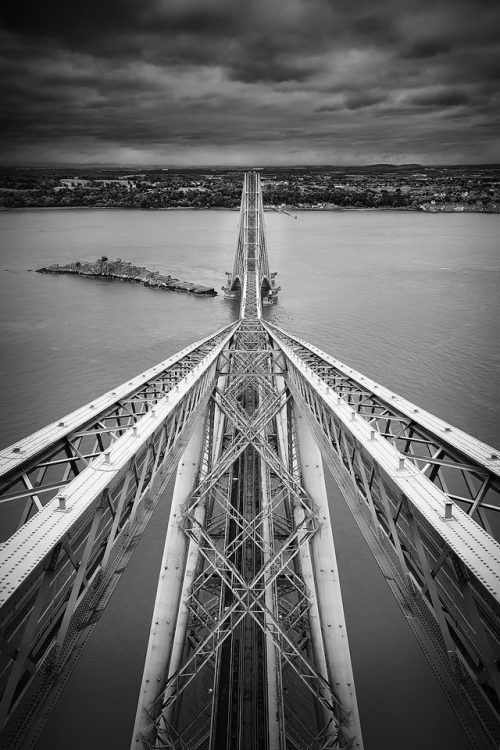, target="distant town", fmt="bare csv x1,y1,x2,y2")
0,165,499,212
